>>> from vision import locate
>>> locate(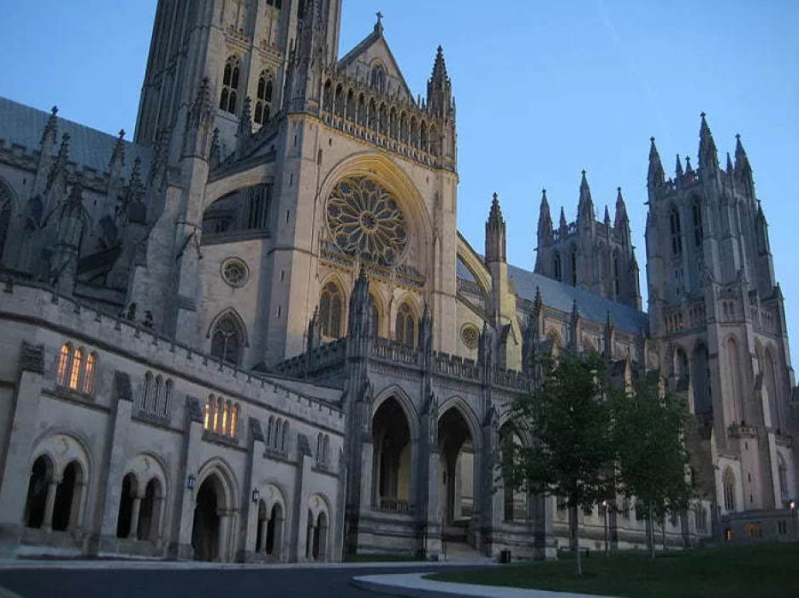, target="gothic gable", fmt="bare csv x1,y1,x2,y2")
337,26,414,102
